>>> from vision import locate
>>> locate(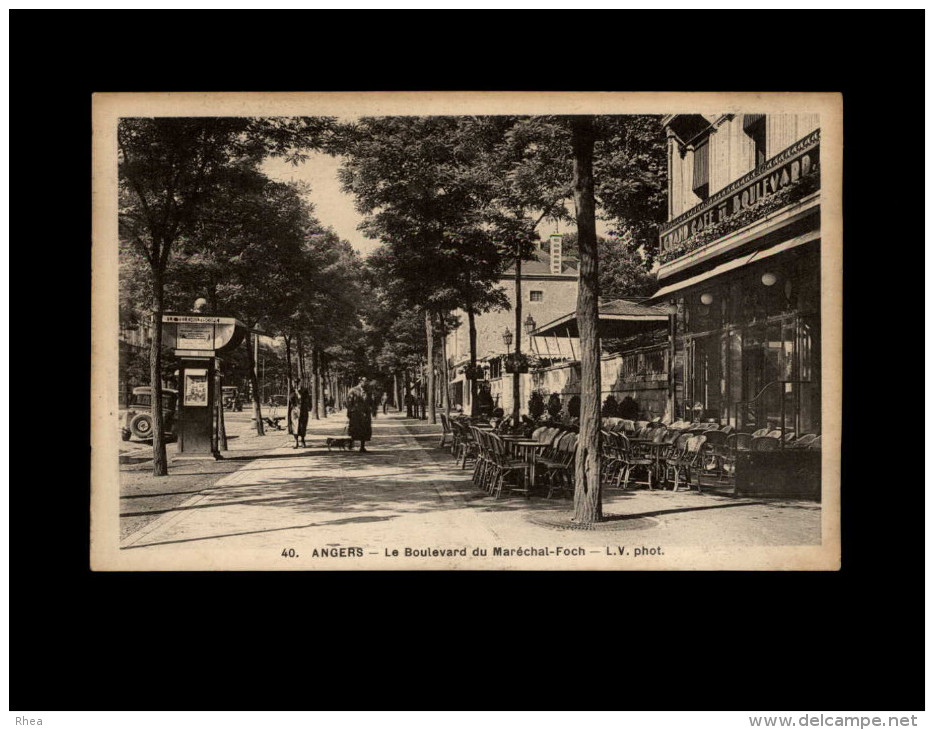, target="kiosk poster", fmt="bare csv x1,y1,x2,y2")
177,323,213,351
183,369,209,407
